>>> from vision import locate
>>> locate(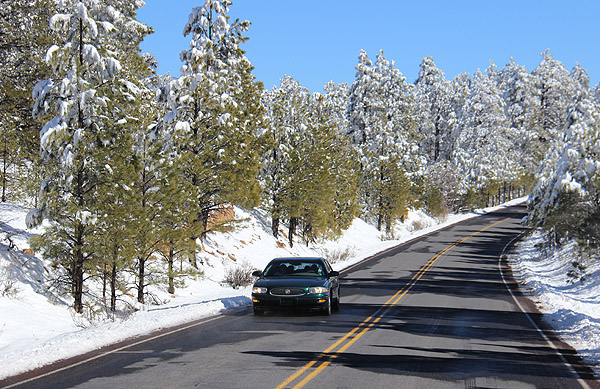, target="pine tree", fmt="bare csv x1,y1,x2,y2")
97,1,166,305
593,84,600,104
414,56,455,164
164,0,264,248
530,50,577,163
498,57,539,181
527,95,600,248
28,0,148,313
153,160,202,295
570,63,591,97
347,50,415,233
260,77,358,245
300,92,359,243
91,126,135,312
0,0,55,203
260,76,312,245
453,69,518,206
319,82,360,233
